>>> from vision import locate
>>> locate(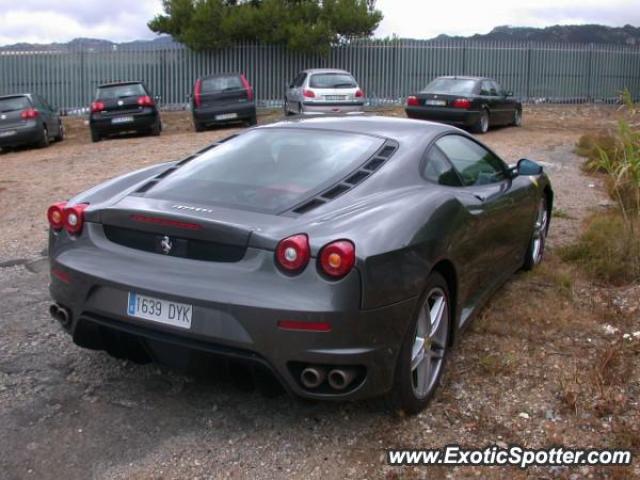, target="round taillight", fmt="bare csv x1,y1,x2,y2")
63,204,88,235
47,202,67,230
319,240,355,279
275,234,310,273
